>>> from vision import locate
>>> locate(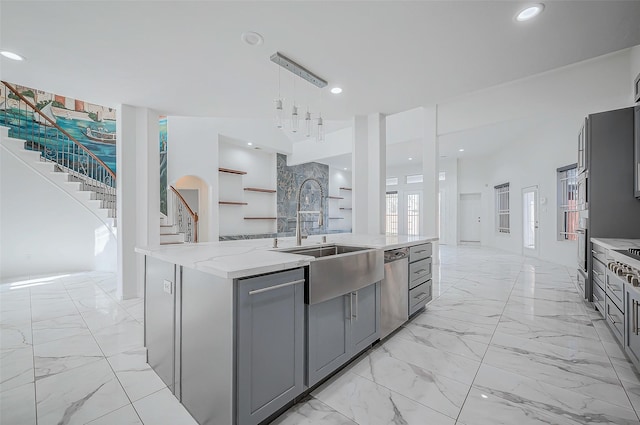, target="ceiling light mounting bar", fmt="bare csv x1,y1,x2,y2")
270,52,328,88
